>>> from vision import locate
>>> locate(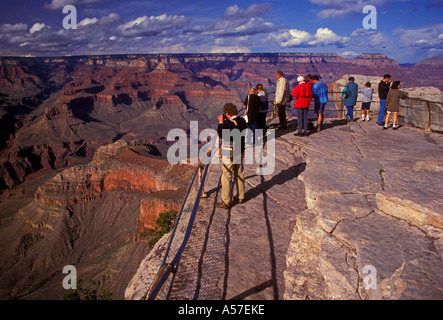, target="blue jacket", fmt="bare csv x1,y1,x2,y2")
312,81,329,104
344,81,358,107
